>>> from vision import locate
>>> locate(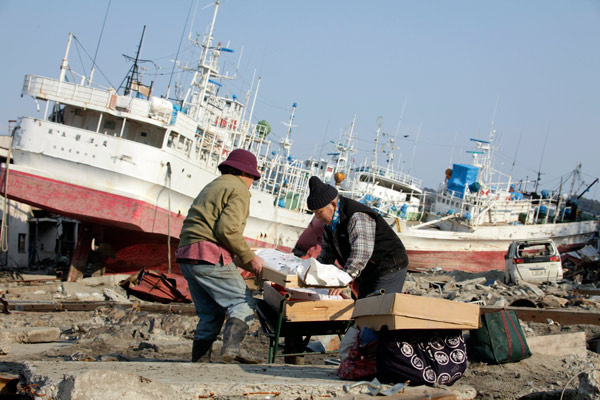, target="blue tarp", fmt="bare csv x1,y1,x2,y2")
447,164,479,198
